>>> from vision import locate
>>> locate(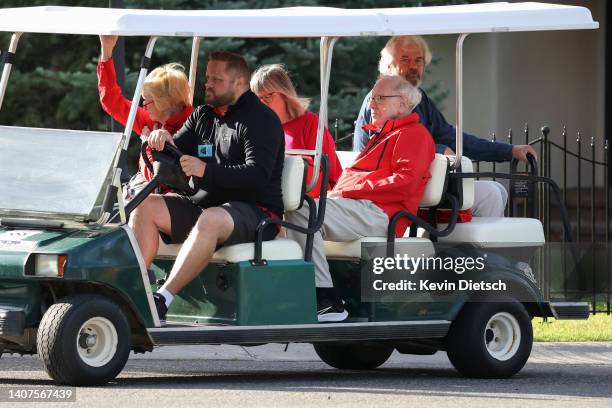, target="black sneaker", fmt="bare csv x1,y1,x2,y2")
316,288,348,323
152,292,168,325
